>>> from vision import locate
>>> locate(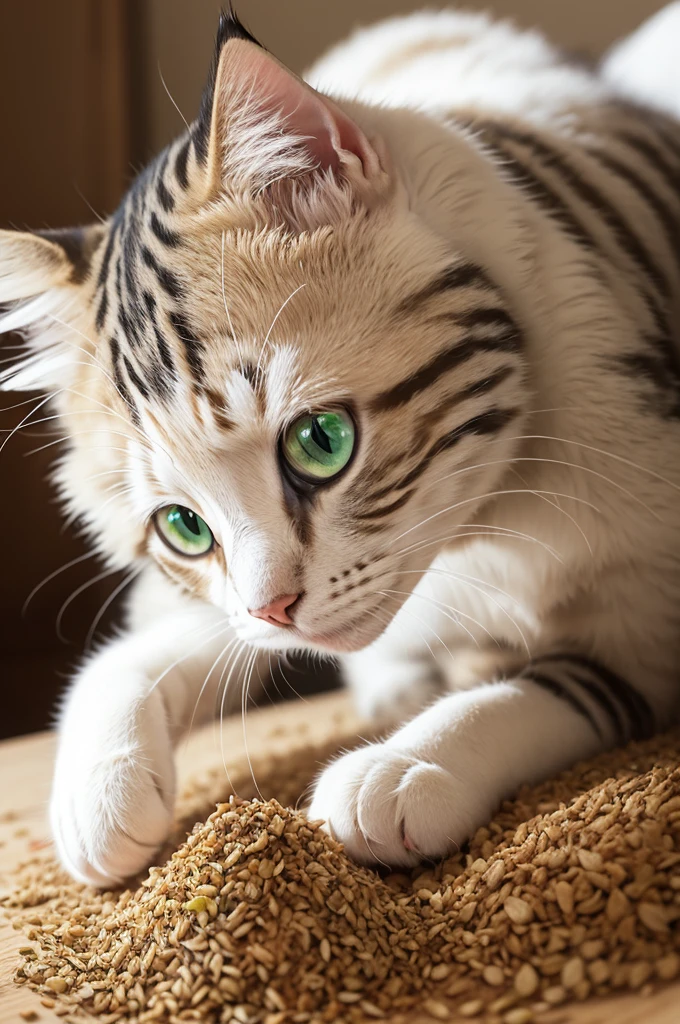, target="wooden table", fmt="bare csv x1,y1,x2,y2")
1,693,678,1024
